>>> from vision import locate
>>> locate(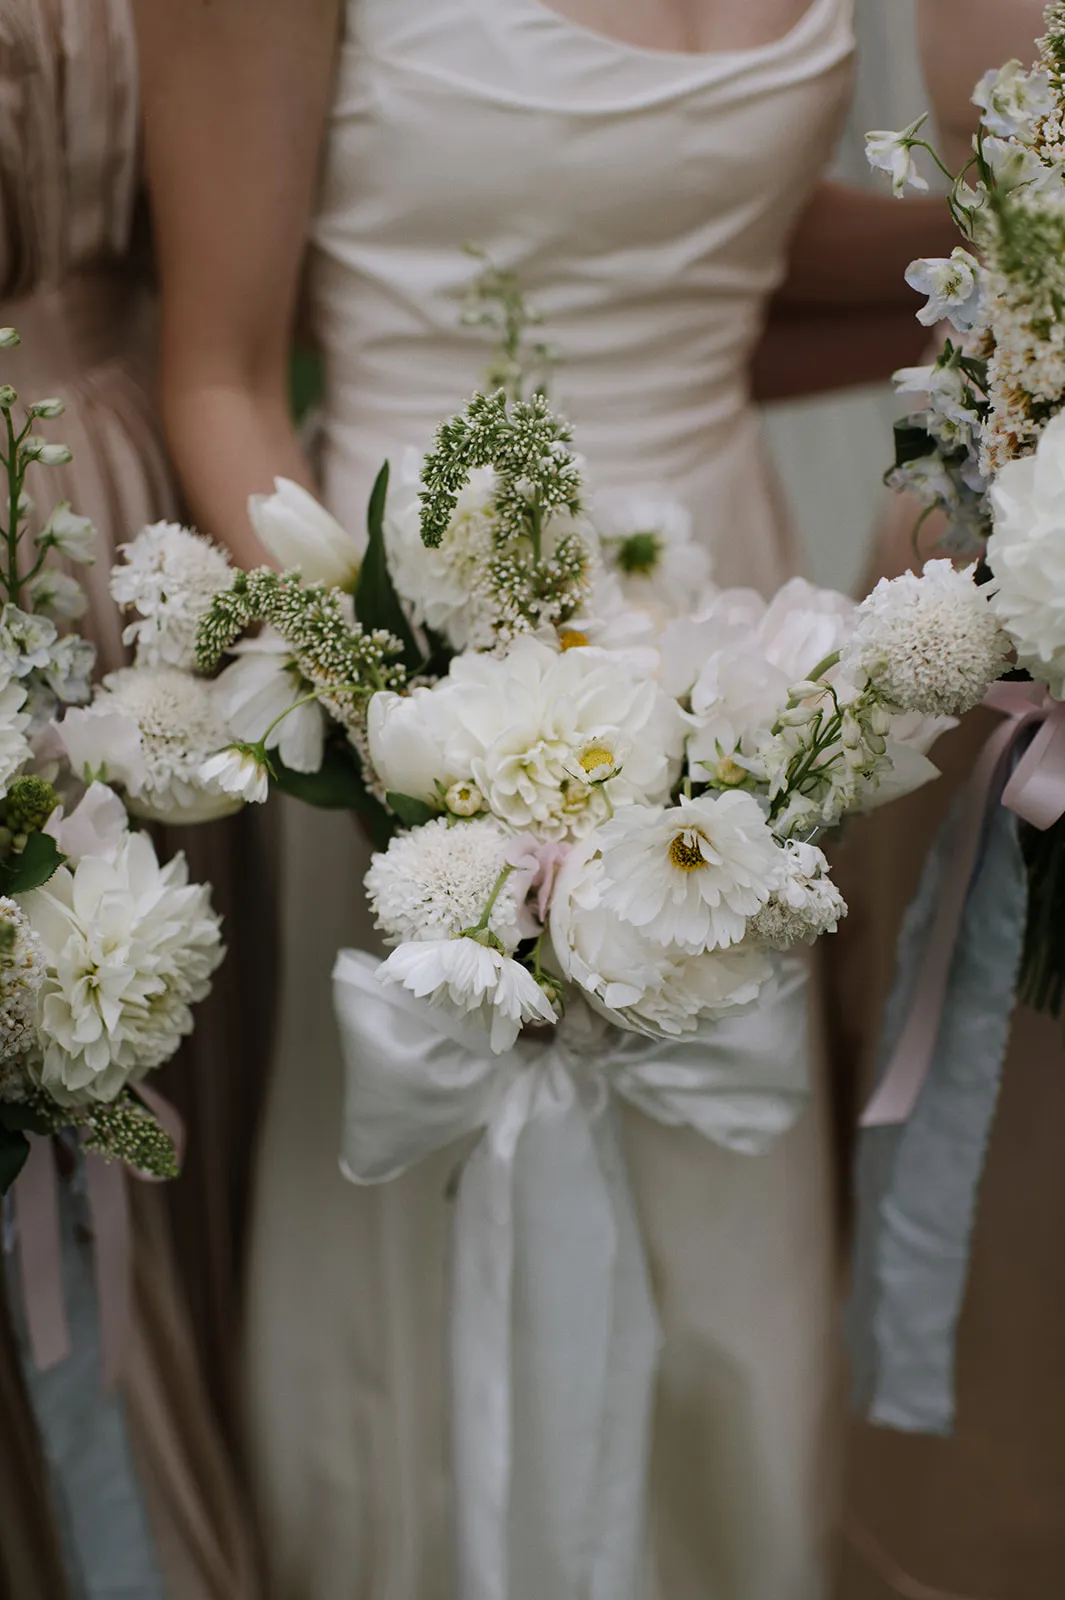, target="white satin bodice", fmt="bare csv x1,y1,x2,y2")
310,0,854,592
